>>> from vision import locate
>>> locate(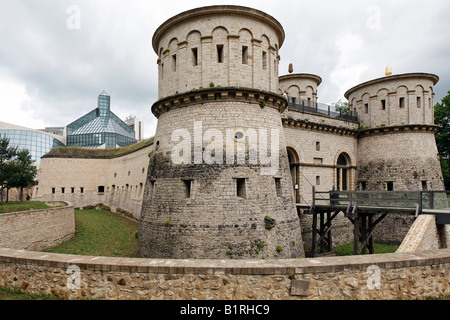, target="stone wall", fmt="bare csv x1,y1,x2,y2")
397,215,442,253
0,247,448,300
34,143,153,220
154,6,284,98
0,202,75,252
